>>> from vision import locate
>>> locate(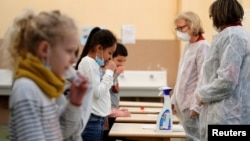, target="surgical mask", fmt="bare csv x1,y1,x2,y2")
95,56,104,67
176,31,191,41
95,49,104,67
